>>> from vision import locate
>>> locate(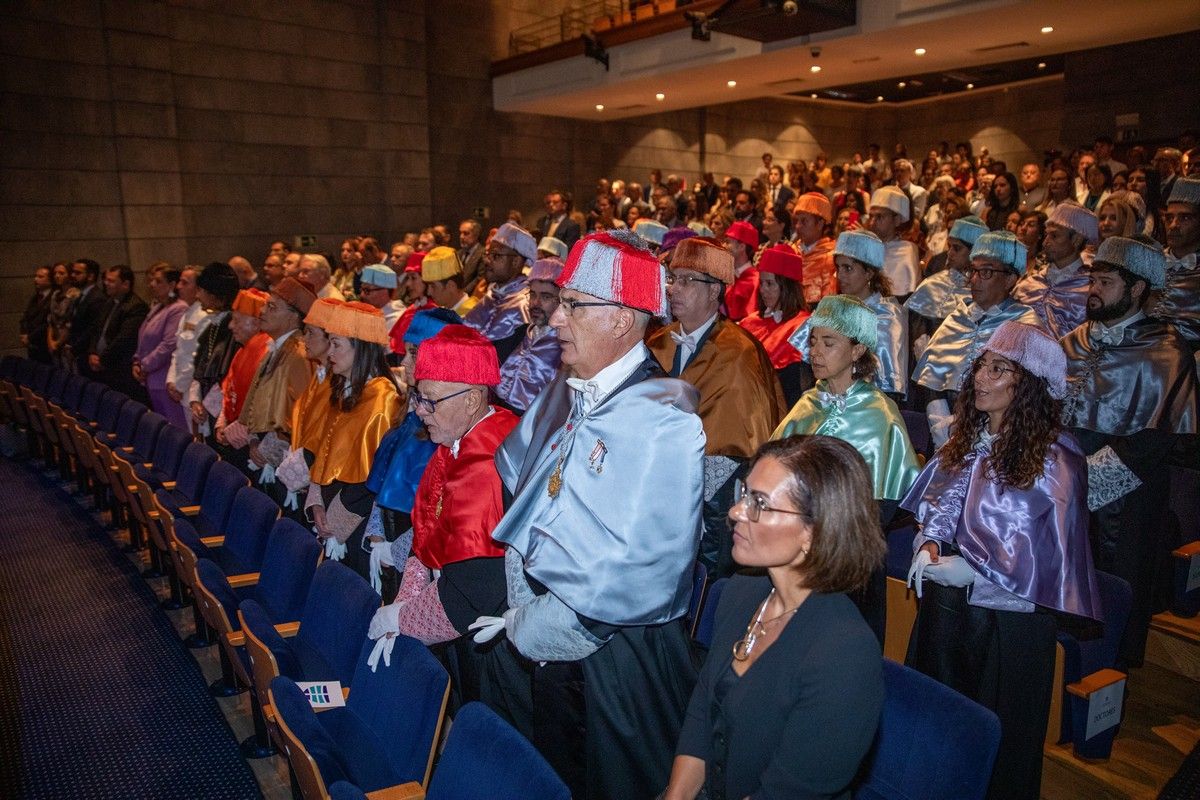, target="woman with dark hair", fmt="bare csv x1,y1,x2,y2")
134,262,188,427
739,245,812,405
789,230,908,402
1080,163,1113,212
903,320,1101,800
775,294,920,641
303,301,402,579
664,434,885,800
333,236,362,298
1125,166,1161,237
1016,209,1047,271
754,204,793,260
983,171,1021,231
46,262,78,369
